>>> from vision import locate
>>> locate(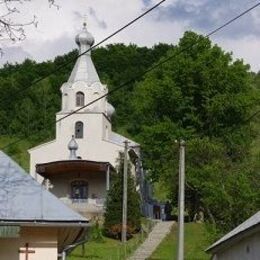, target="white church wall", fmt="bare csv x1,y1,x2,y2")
29,111,127,177
49,172,106,200
47,173,106,218
60,81,107,113
29,140,57,179
29,140,123,179
55,113,103,142
102,115,112,140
